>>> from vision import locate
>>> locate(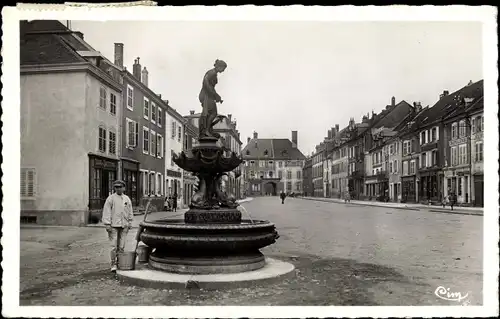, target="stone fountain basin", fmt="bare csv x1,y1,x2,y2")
139,219,278,254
